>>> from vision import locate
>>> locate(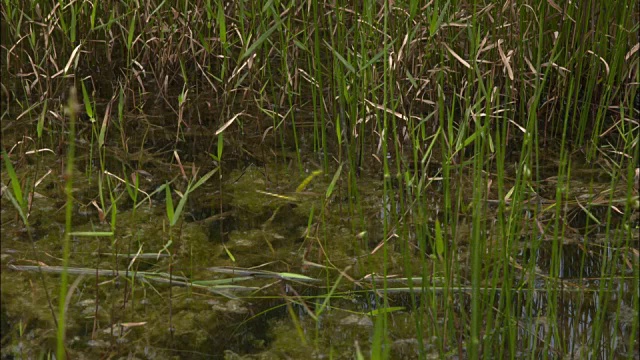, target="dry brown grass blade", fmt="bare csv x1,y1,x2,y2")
173,150,188,180
442,42,470,69
63,44,82,75
524,56,538,75
90,200,106,223
625,43,639,61
546,0,575,23
498,40,514,81
103,170,152,205
541,61,570,74
364,99,420,122
216,111,245,135
587,50,609,75
228,54,255,85
397,33,409,64
371,233,398,255
5,33,29,69
476,36,490,60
